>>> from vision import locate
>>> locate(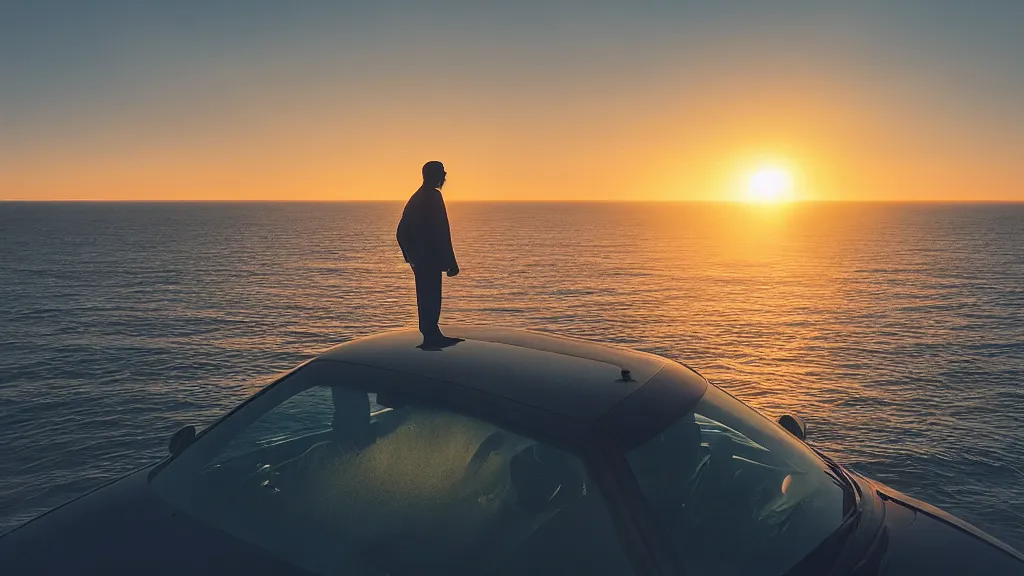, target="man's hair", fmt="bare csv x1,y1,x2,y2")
422,161,445,184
